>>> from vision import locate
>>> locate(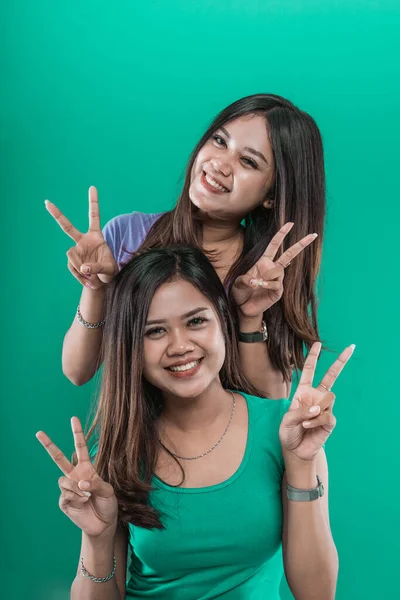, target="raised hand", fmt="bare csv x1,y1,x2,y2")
232,222,318,318
279,342,356,461
45,186,118,289
36,417,118,539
